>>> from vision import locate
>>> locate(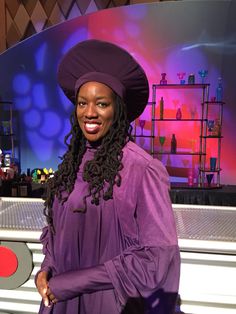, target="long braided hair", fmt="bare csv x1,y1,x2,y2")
44,94,133,227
